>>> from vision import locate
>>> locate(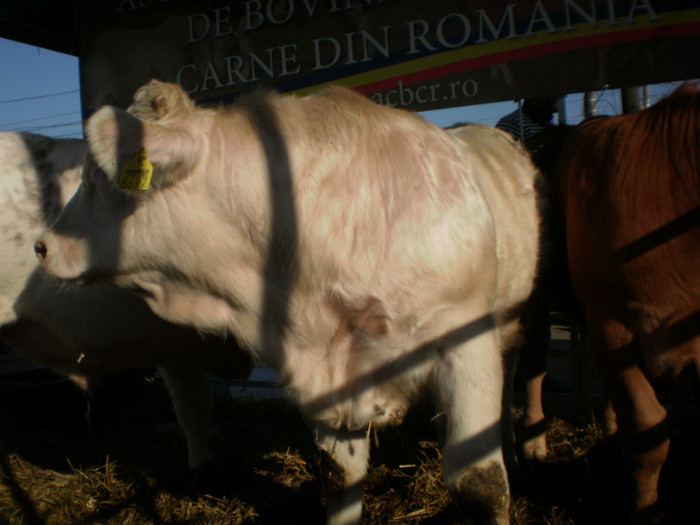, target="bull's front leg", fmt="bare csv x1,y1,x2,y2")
435,317,510,525
310,422,370,525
